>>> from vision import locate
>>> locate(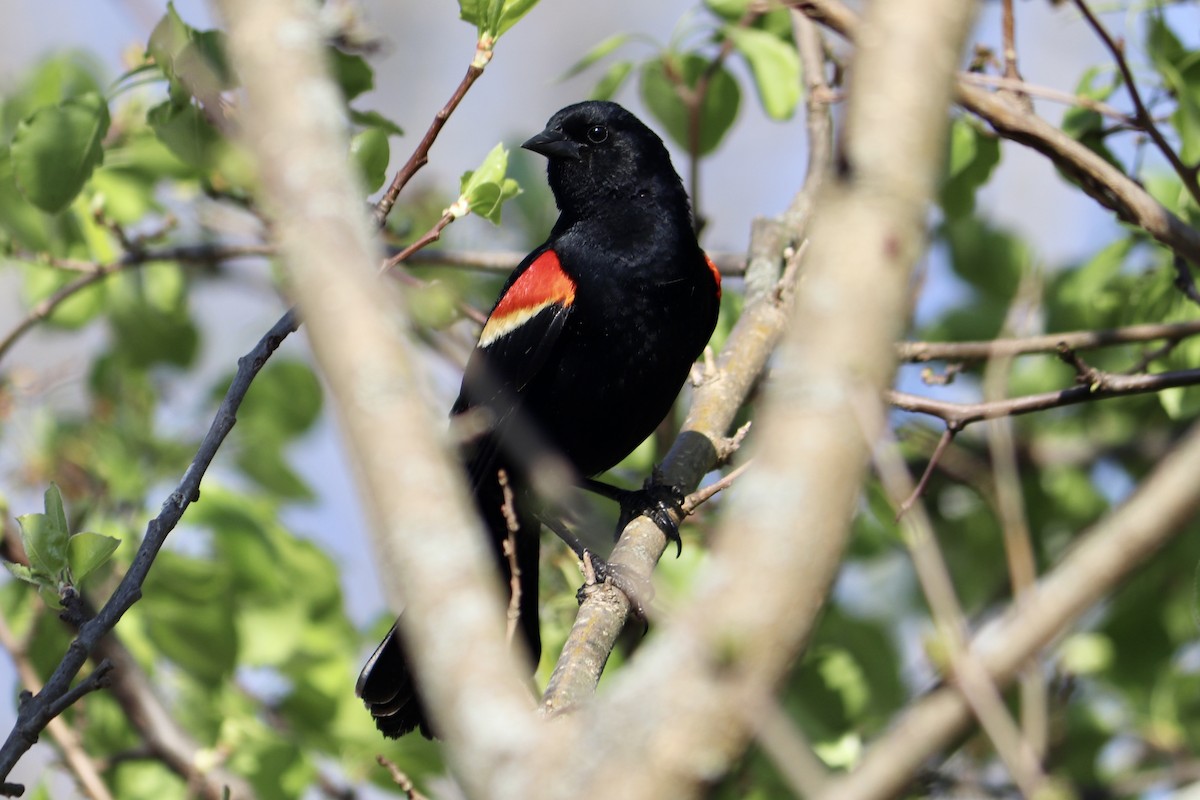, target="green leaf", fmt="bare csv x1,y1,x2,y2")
1061,67,1123,170
16,485,71,579
236,359,324,438
495,0,541,37
348,109,403,137
940,117,1000,219
236,444,313,501
11,93,110,213
147,5,232,105
725,26,801,120
1144,18,1200,164
350,127,390,193
147,101,222,170
640,52,740,156
4,563,40,586
108,265,199,368
327,48,373,101
460,0,540,40
43,484,68,540
458,143,522,224
561,33,632,80
142,550,238,685
67,532,121,584
591,60,636,102
705,0,749,21
459,0,488,29
147,3,193,104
